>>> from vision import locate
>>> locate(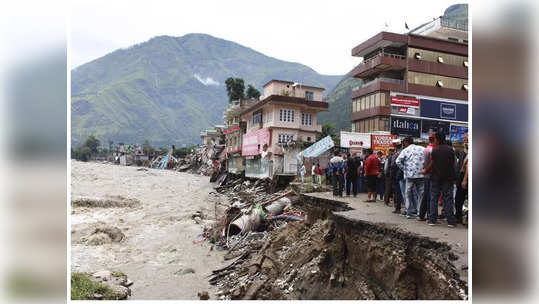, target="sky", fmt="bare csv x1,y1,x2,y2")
70,0,463,75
